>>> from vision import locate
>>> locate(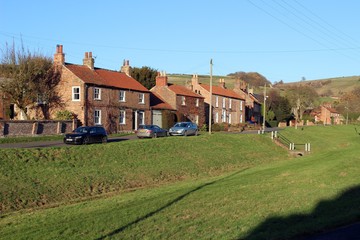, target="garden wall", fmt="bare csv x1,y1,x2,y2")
0,120,78,137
